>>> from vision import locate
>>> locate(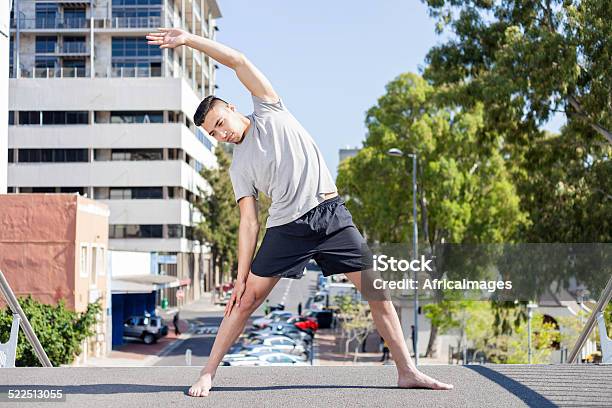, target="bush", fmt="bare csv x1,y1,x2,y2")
0,295,101,367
